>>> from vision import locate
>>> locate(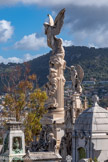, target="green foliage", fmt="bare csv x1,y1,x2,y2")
0,137,3,145
1,46,108,91
28,46,108,86
2,63,36,121
78,147,86,160
94,157,98,162
88,157,98,162
24,89,47,144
